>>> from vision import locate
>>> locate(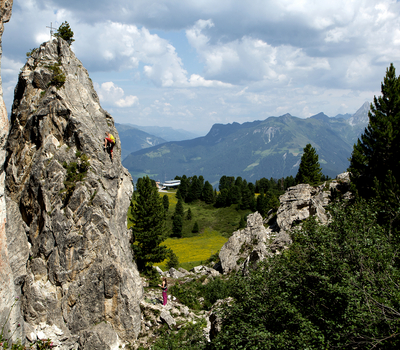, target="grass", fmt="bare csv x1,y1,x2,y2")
155,228,227,271
129,189,251,270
